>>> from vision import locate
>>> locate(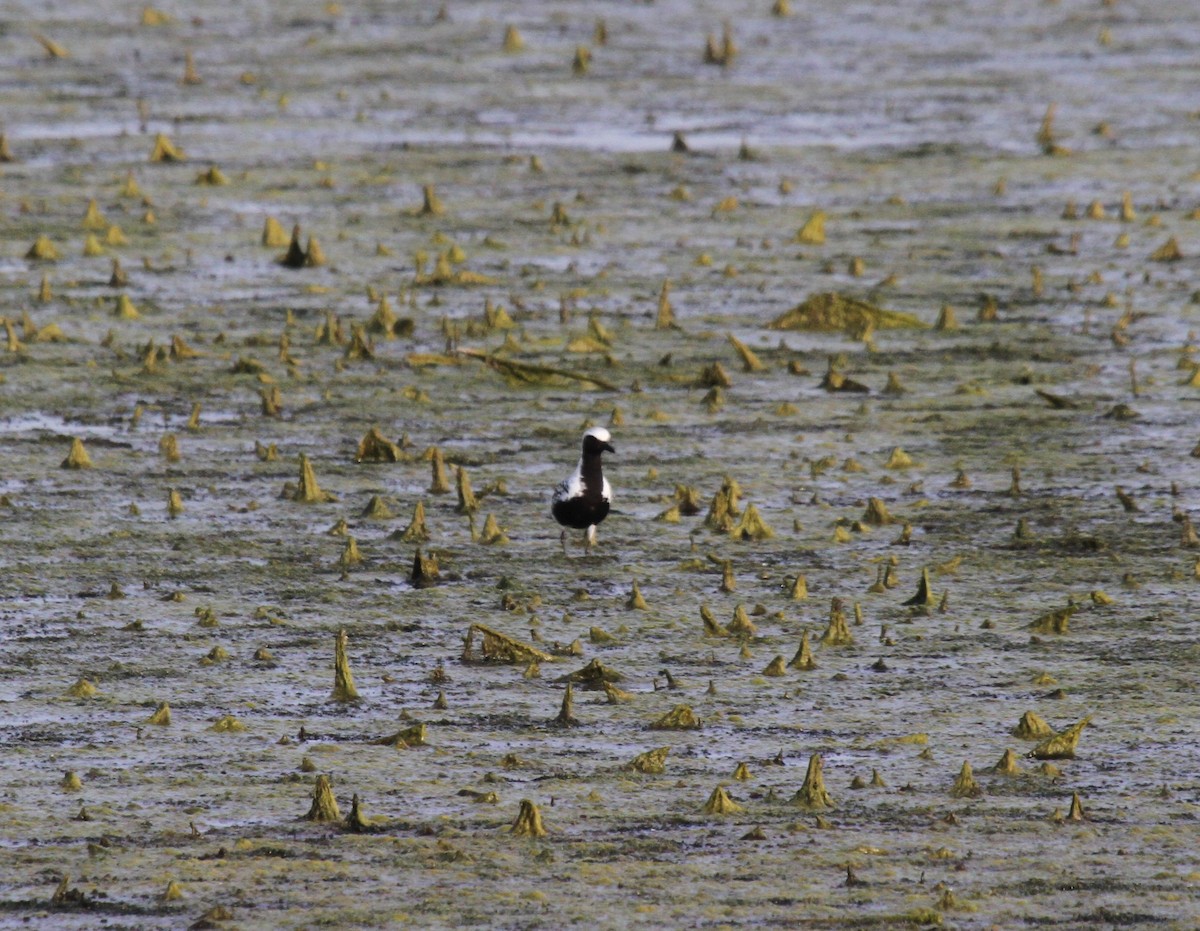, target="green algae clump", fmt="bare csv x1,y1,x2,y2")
552,682,580,727
951,761,982,798
559,658,622,689
394,501,431,543
727,332,766,372
146,702,172,726
788,630,817,670
61,438,92,469
336,536,363,570
291,454,337,503
705,477,742,531
1150,237,1182,262
649,705,702,730
510,799,547,837
195,165,228,185
477,508,506,544
768,292,924,335
502,24,524,52
763,655,787,676
626,579,648,609
821,598,854,646
1067,791,1087,822
331,628,361,702
862,497,895,526
1030,603,1077,635
729,604,759,638
1030,716,1091,760
903,568,937,607
790,573,808,600
700,604,730,637
428,447,452,494
794,210,827,245
149,133,184,162
702,785,745,815
992,749,1022,775
410,548,440,588
304,774,341,822
655,280,677,330
1012,711,1055,740
65,677,98,698
26,235,60,261
355,427,405,463
463,624,553,665
625,747,670,775
344,794,376,833
731,503,774,541
418,184,445,217
359,496,393,520
262,216,289,247
792,753,833,810
603,681,634,703
373,723,427,749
